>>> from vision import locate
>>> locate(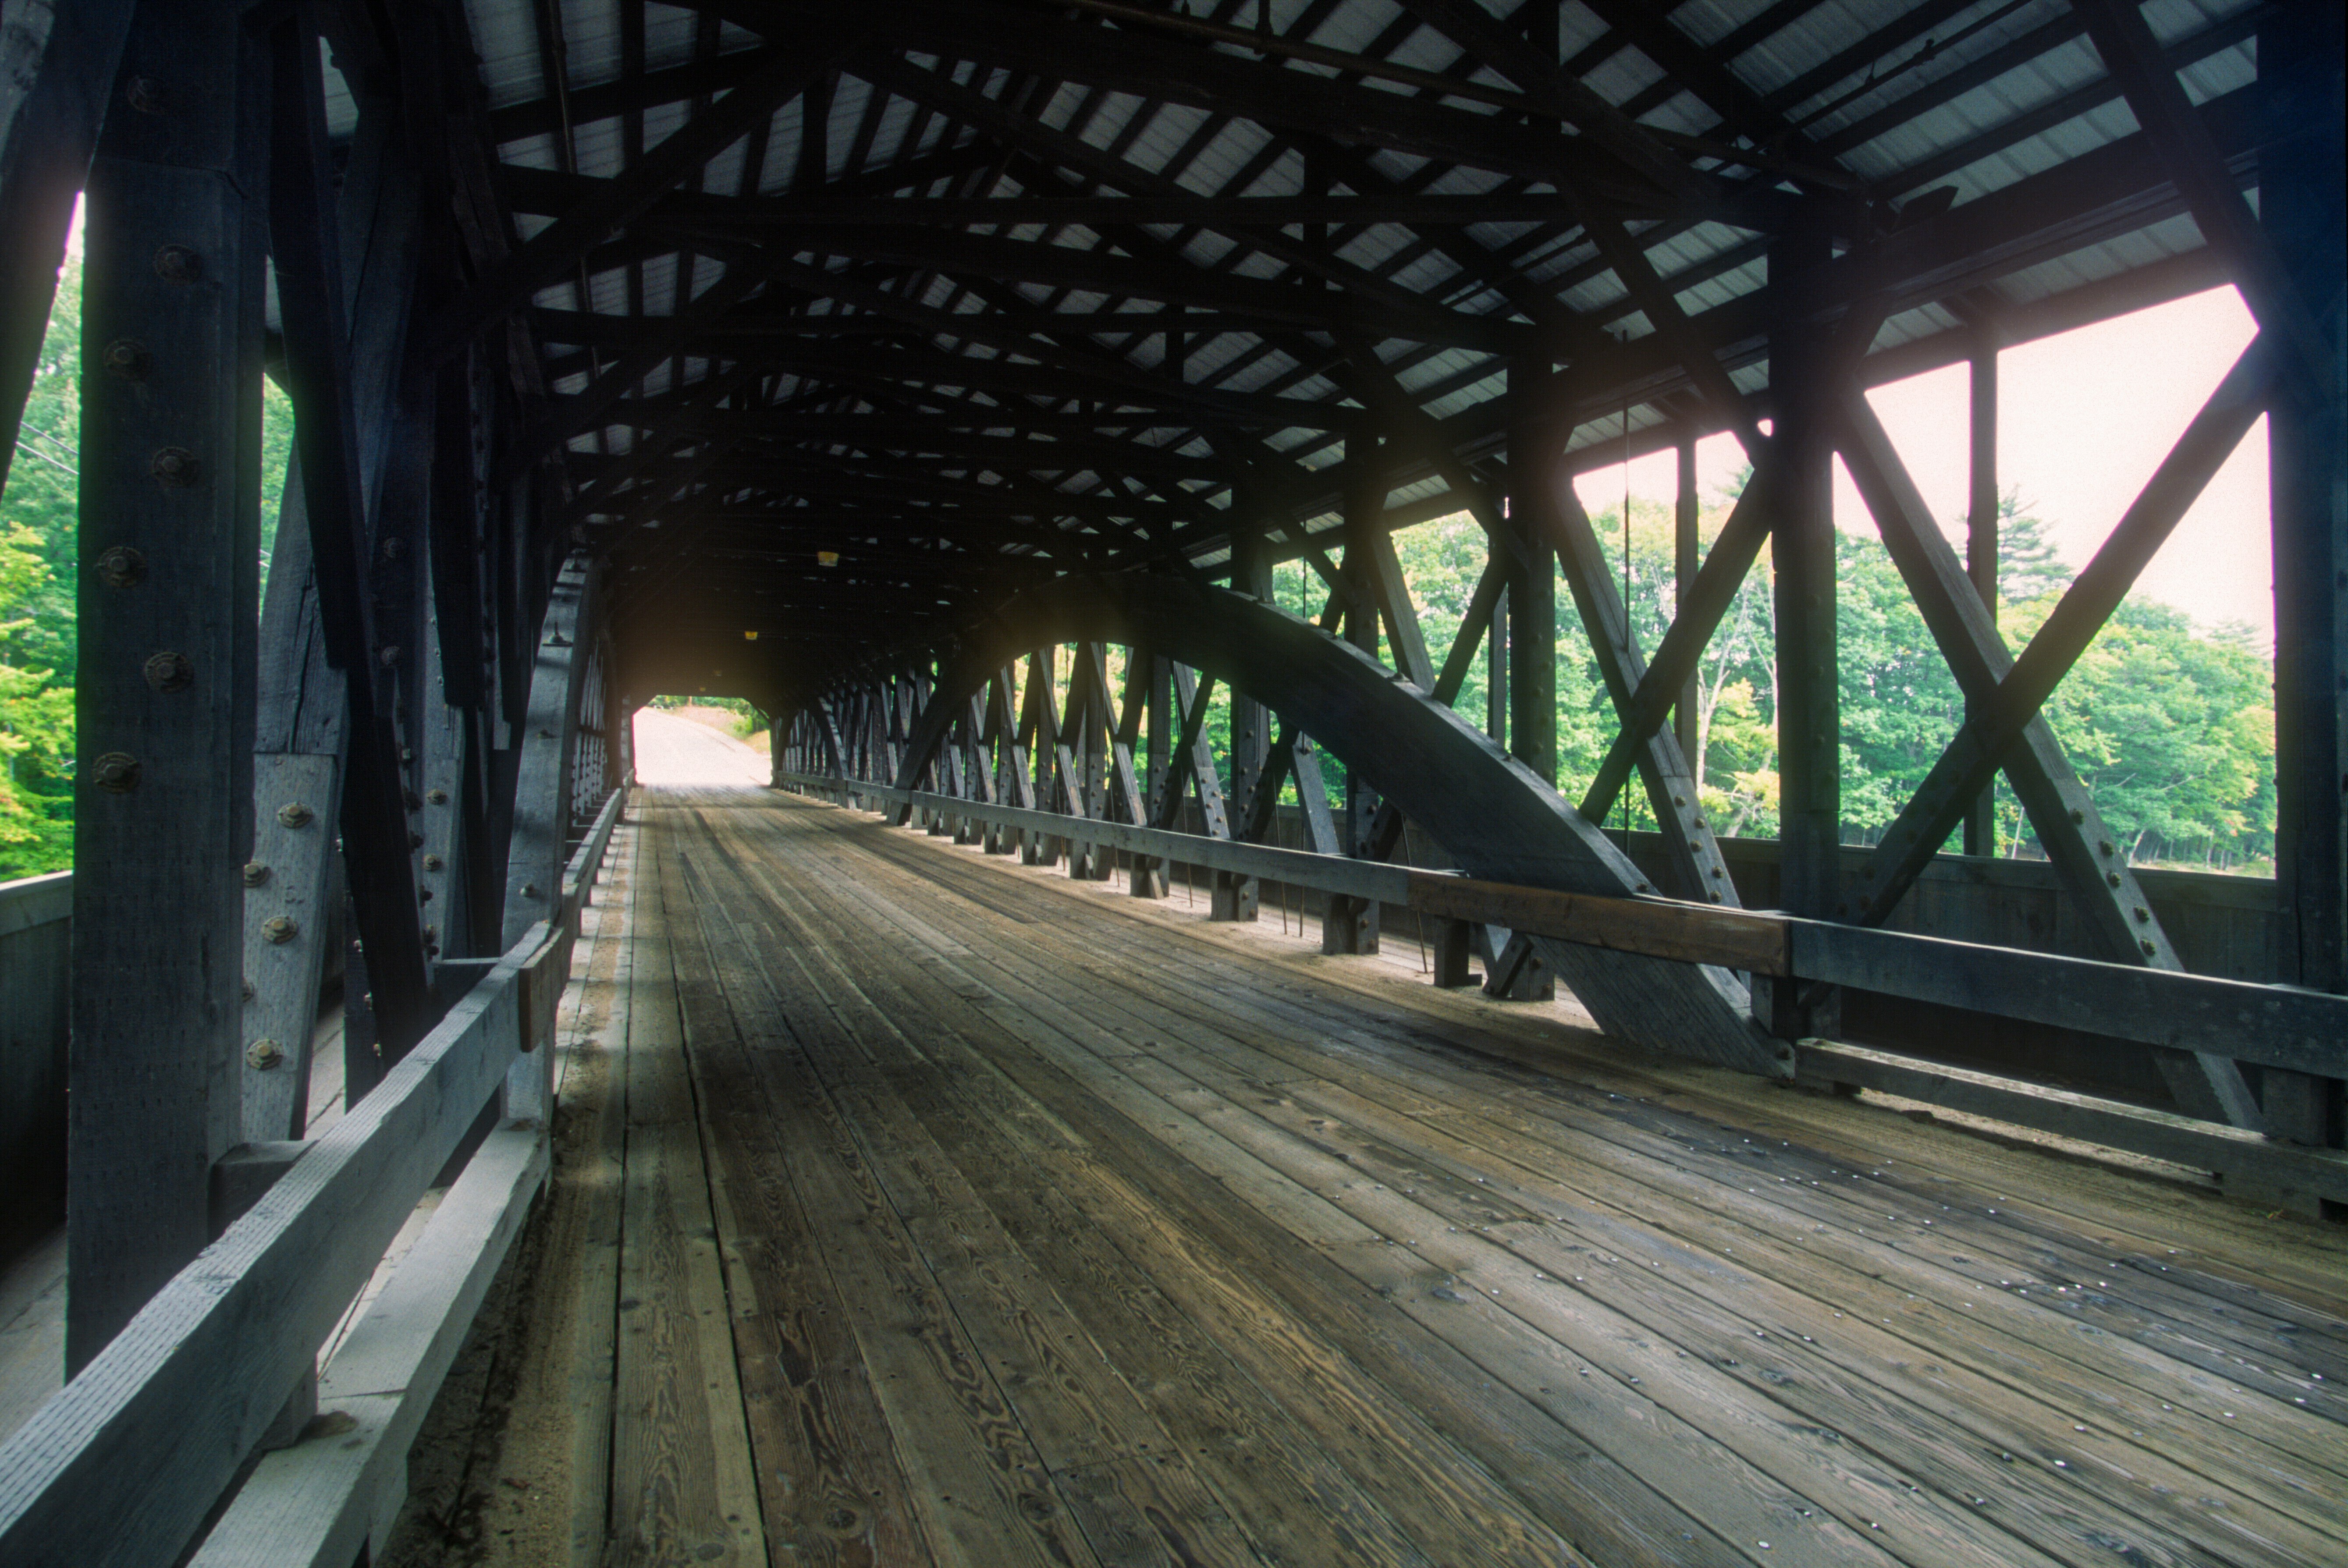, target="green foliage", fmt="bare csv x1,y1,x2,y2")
0,523,72,873
0,263,80,877
1357,477,2273,874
